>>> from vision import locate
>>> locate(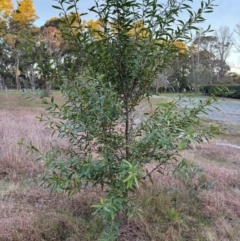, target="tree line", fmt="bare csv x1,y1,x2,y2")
0,0,240,93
